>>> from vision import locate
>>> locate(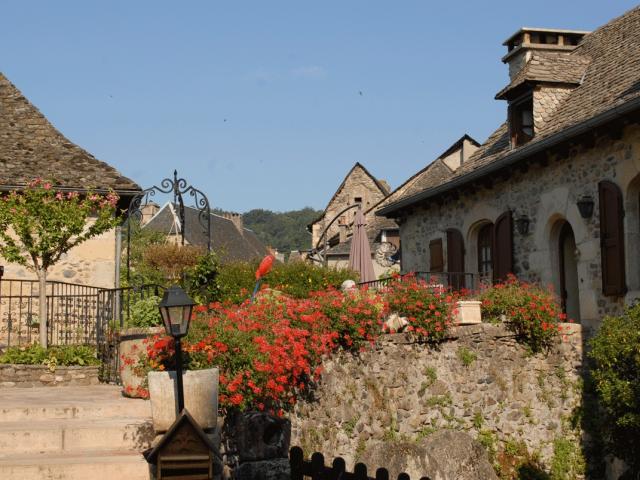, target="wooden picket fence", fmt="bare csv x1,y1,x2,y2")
289,447,431,480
